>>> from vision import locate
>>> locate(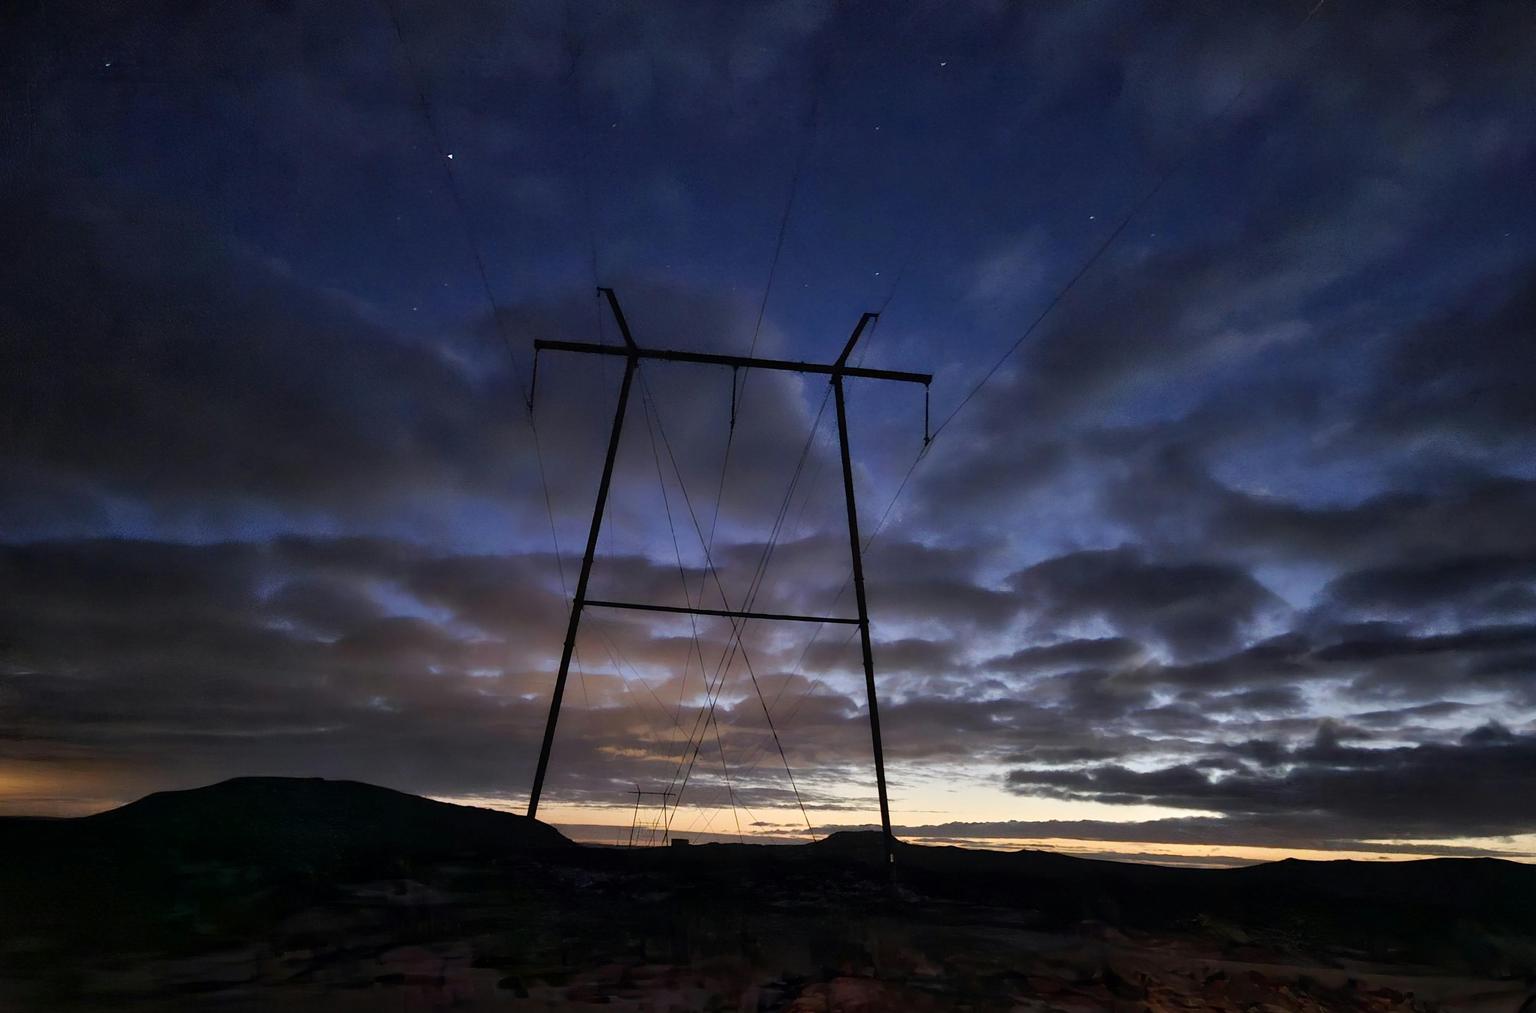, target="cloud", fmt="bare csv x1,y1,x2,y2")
570,0,832,121
5,530,1534,845
1008,547,1285,658
1212,476,1536,571
0,532,1018,815
0,189,524,528
0,535,700,809
3,0,1535,860
0,184,846,555
1365,259,1536,454
981,637,1145,675
1005,722,1536,841
1321,553,1536,624
884,815,1536,861
964,230,1050,312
